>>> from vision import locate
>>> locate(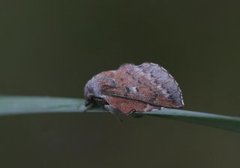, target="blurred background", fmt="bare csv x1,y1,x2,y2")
0,0,240,167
